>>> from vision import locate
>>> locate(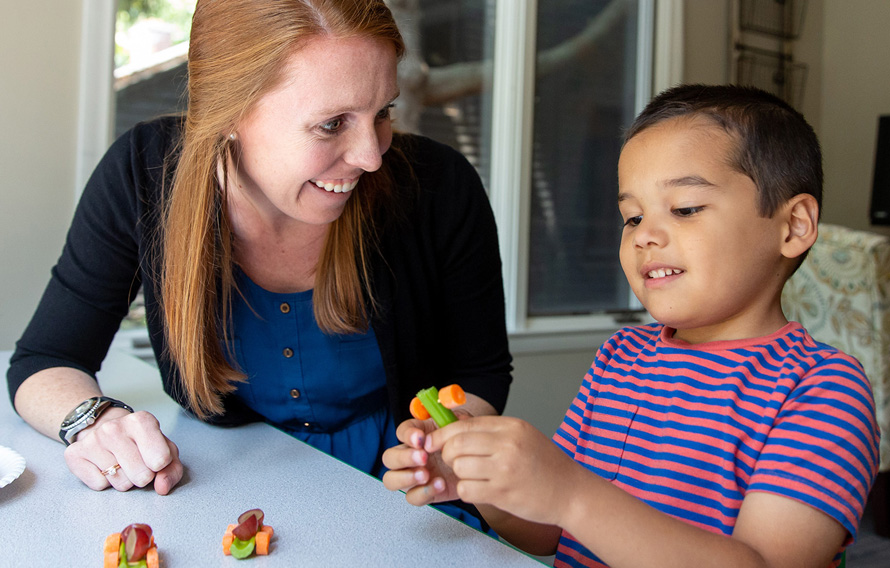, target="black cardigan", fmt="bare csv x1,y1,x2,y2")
8,117,512,426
